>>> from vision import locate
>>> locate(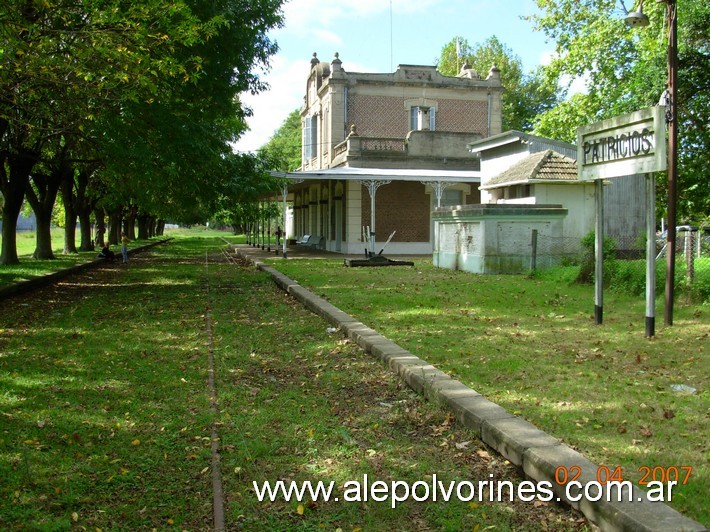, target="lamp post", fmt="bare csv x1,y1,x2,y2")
624,0,678,325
